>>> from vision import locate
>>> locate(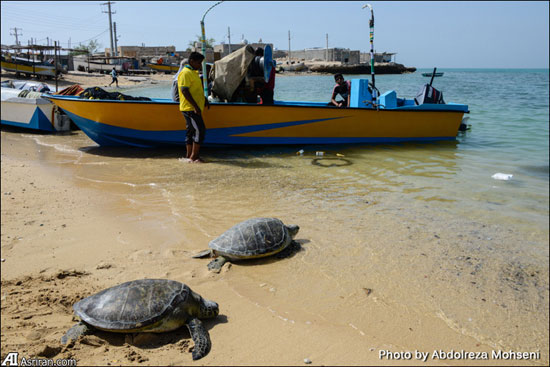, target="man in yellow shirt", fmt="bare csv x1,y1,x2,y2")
178,52,209,163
